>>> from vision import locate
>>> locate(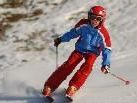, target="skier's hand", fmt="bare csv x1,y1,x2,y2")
54,38,61,47
101,65,110,74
